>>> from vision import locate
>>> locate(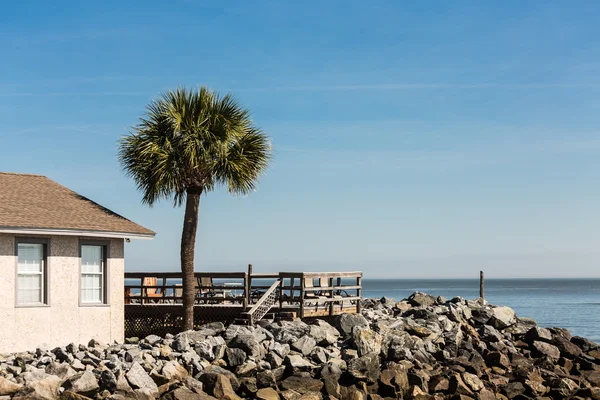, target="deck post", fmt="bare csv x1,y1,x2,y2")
356,275,362,313
329,276,334,316
245,264,252,308
299,274,305,318
278,277,284,318
336,277,341,313
479,270,484,300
